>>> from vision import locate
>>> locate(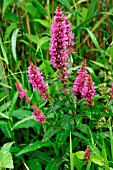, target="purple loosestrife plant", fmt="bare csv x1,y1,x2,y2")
72,60,95,101
83,147,92,164
72,59,88,97
15,82,30,102
32,104,45,124
82,74,95,101
82,74,95,102
27,61,49,100
15,82,27,98
50,5,74,82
